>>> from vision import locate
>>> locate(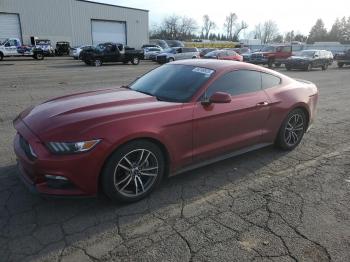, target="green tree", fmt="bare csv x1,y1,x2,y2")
307,19,328,43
